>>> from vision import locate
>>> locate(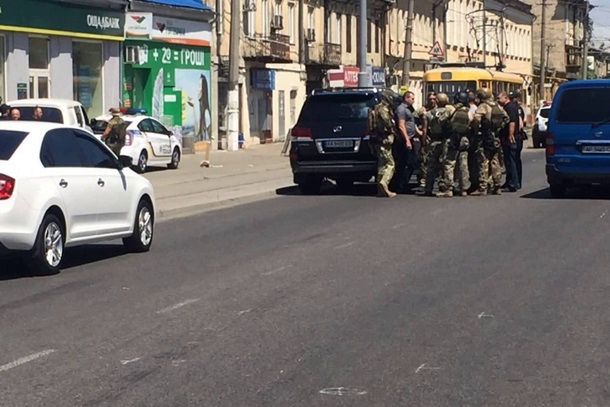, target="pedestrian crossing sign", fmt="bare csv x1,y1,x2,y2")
428,41,444,57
